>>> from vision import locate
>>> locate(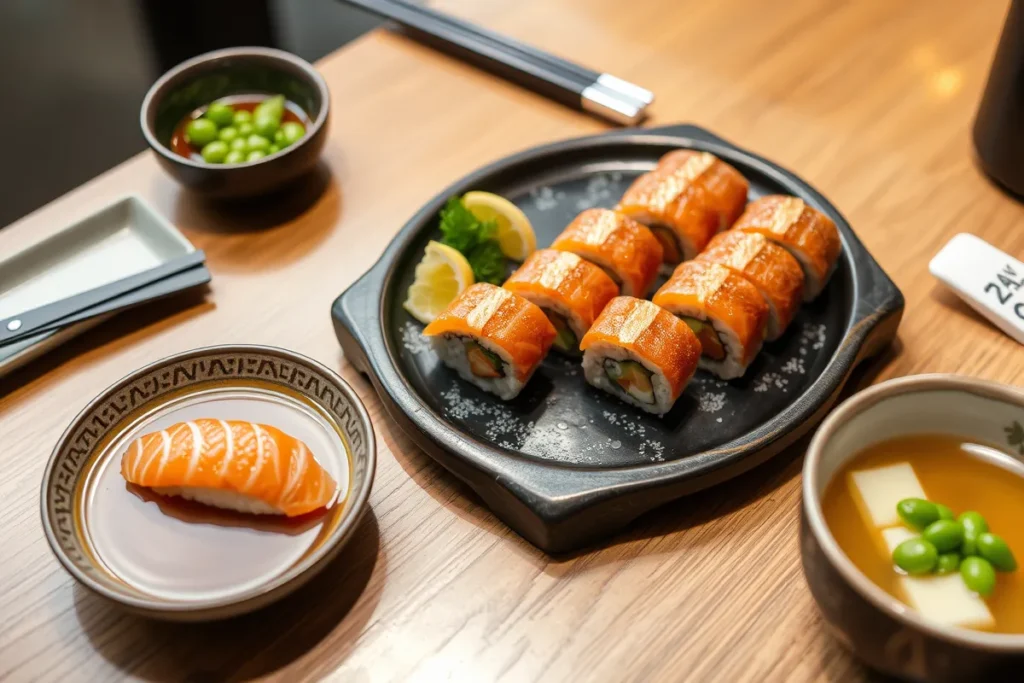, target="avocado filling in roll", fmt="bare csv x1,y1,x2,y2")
682,317,726,361
465,341,505,379
547,312,579,353
651,226,682,264
603,359,655,404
